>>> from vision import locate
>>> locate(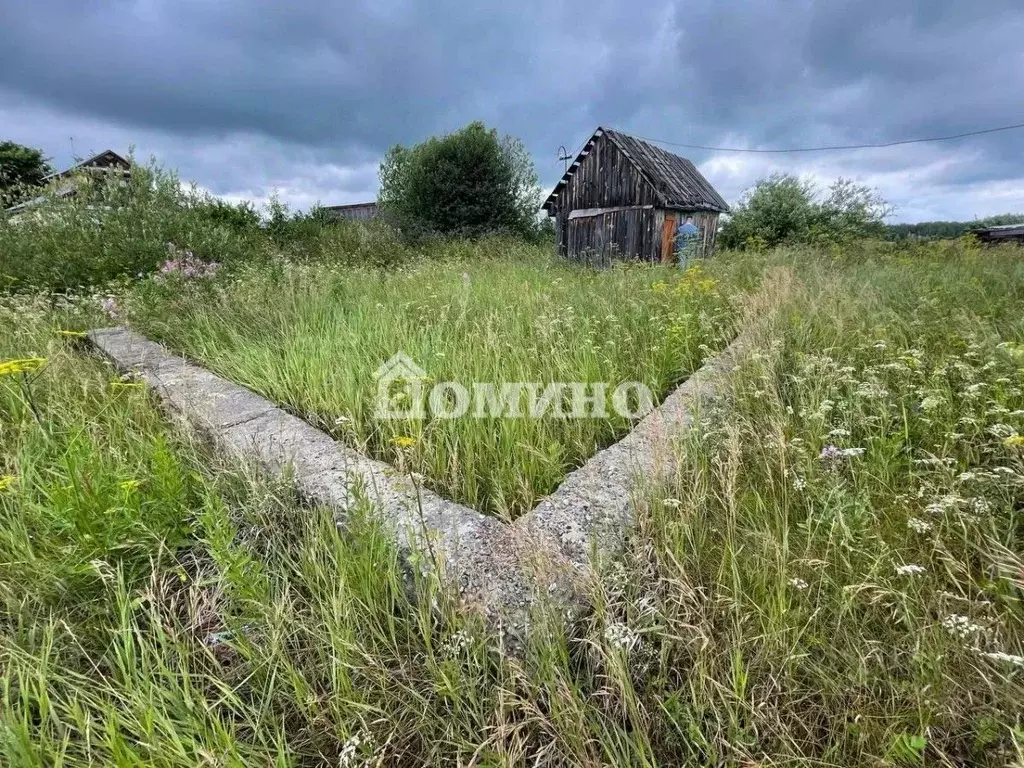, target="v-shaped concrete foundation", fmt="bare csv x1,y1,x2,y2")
89,327,741,646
